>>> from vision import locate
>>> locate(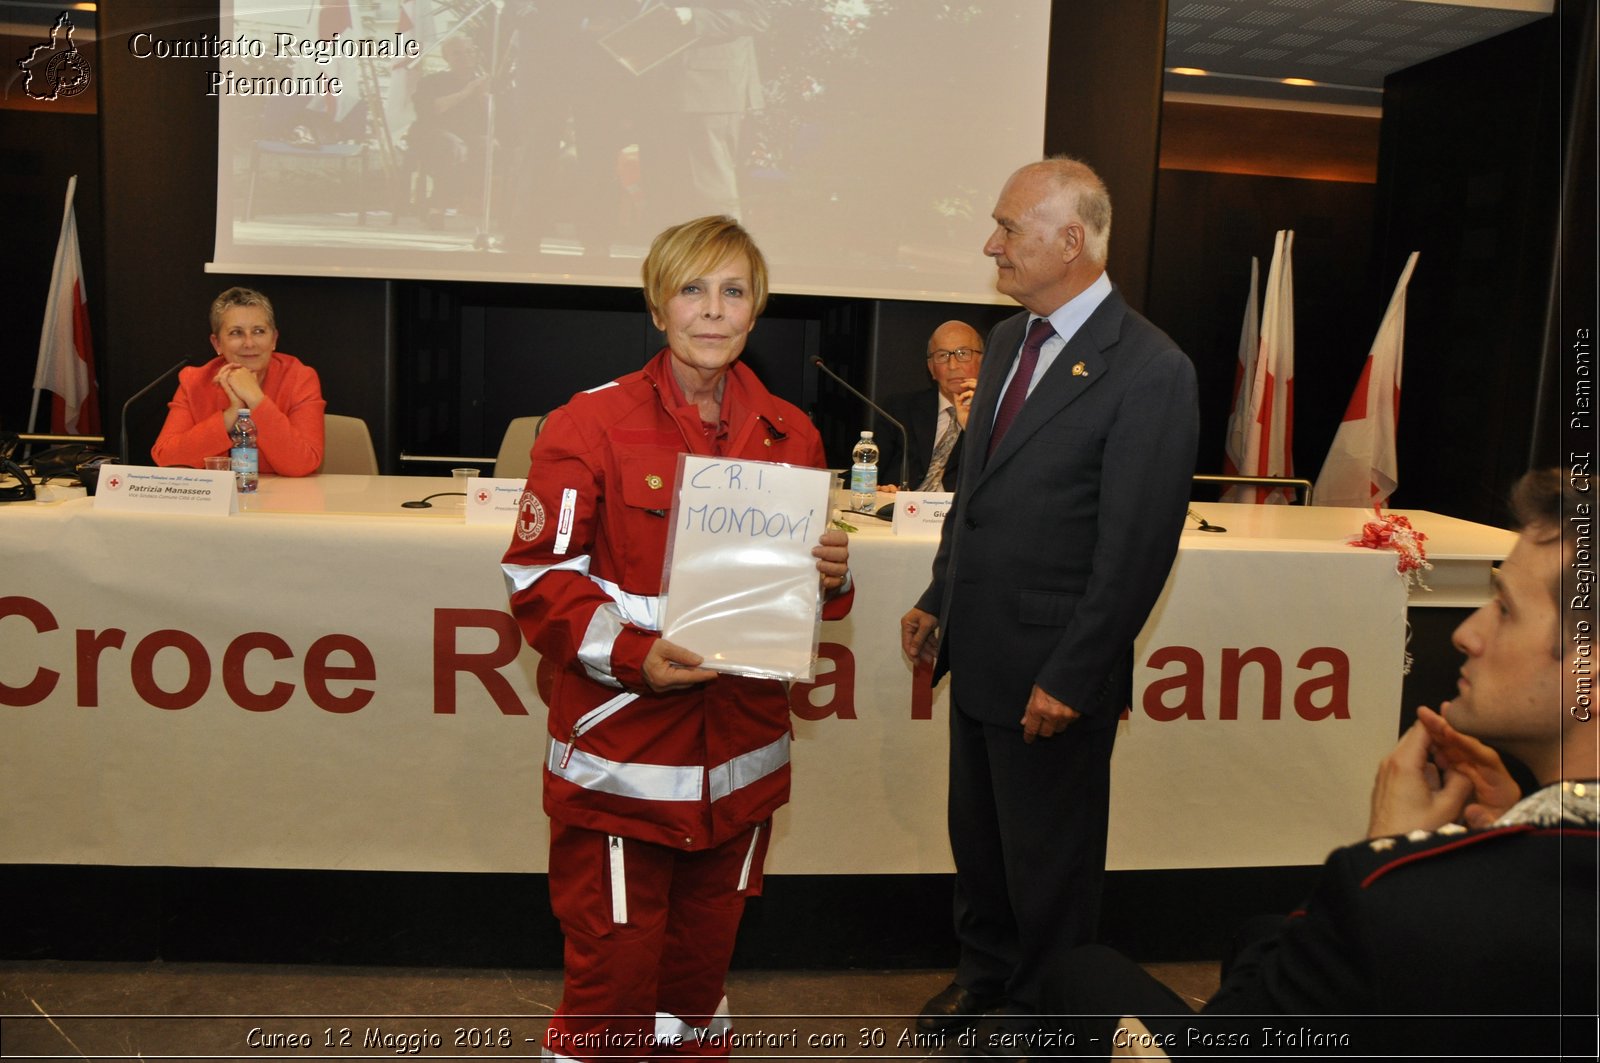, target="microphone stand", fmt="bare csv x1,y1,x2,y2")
120,359,190,464
811,357,910,489
1187,508,1228,533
